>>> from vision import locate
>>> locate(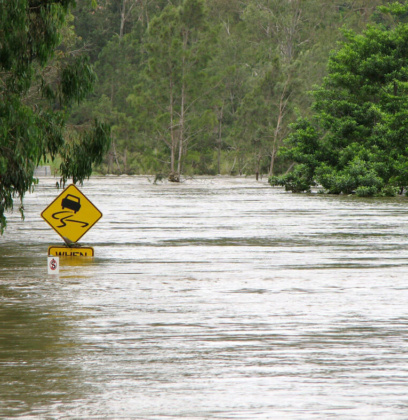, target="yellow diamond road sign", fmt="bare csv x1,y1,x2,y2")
41,184,102,244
